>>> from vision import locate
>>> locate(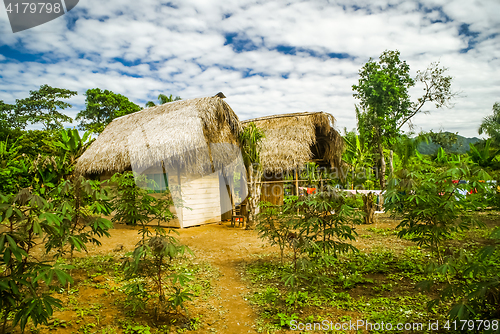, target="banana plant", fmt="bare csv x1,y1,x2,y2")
342,131,373,188
32,129,93,191
52,128,93,169
468,139,500,168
